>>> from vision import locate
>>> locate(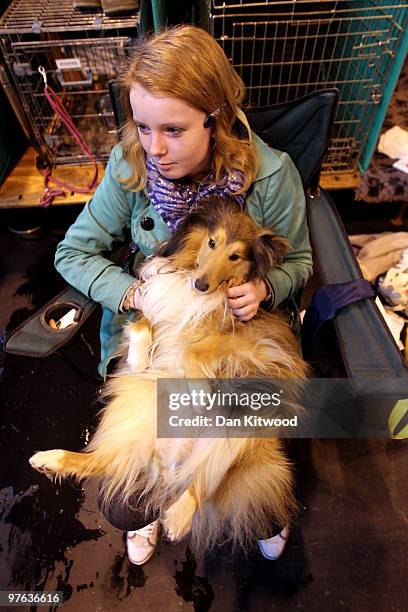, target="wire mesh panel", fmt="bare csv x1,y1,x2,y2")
205,1,408,173
0,0,139,164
